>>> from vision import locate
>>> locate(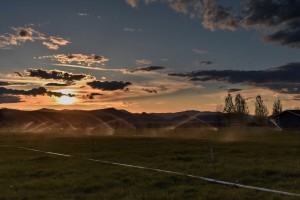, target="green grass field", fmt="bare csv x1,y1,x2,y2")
0,128,299,199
